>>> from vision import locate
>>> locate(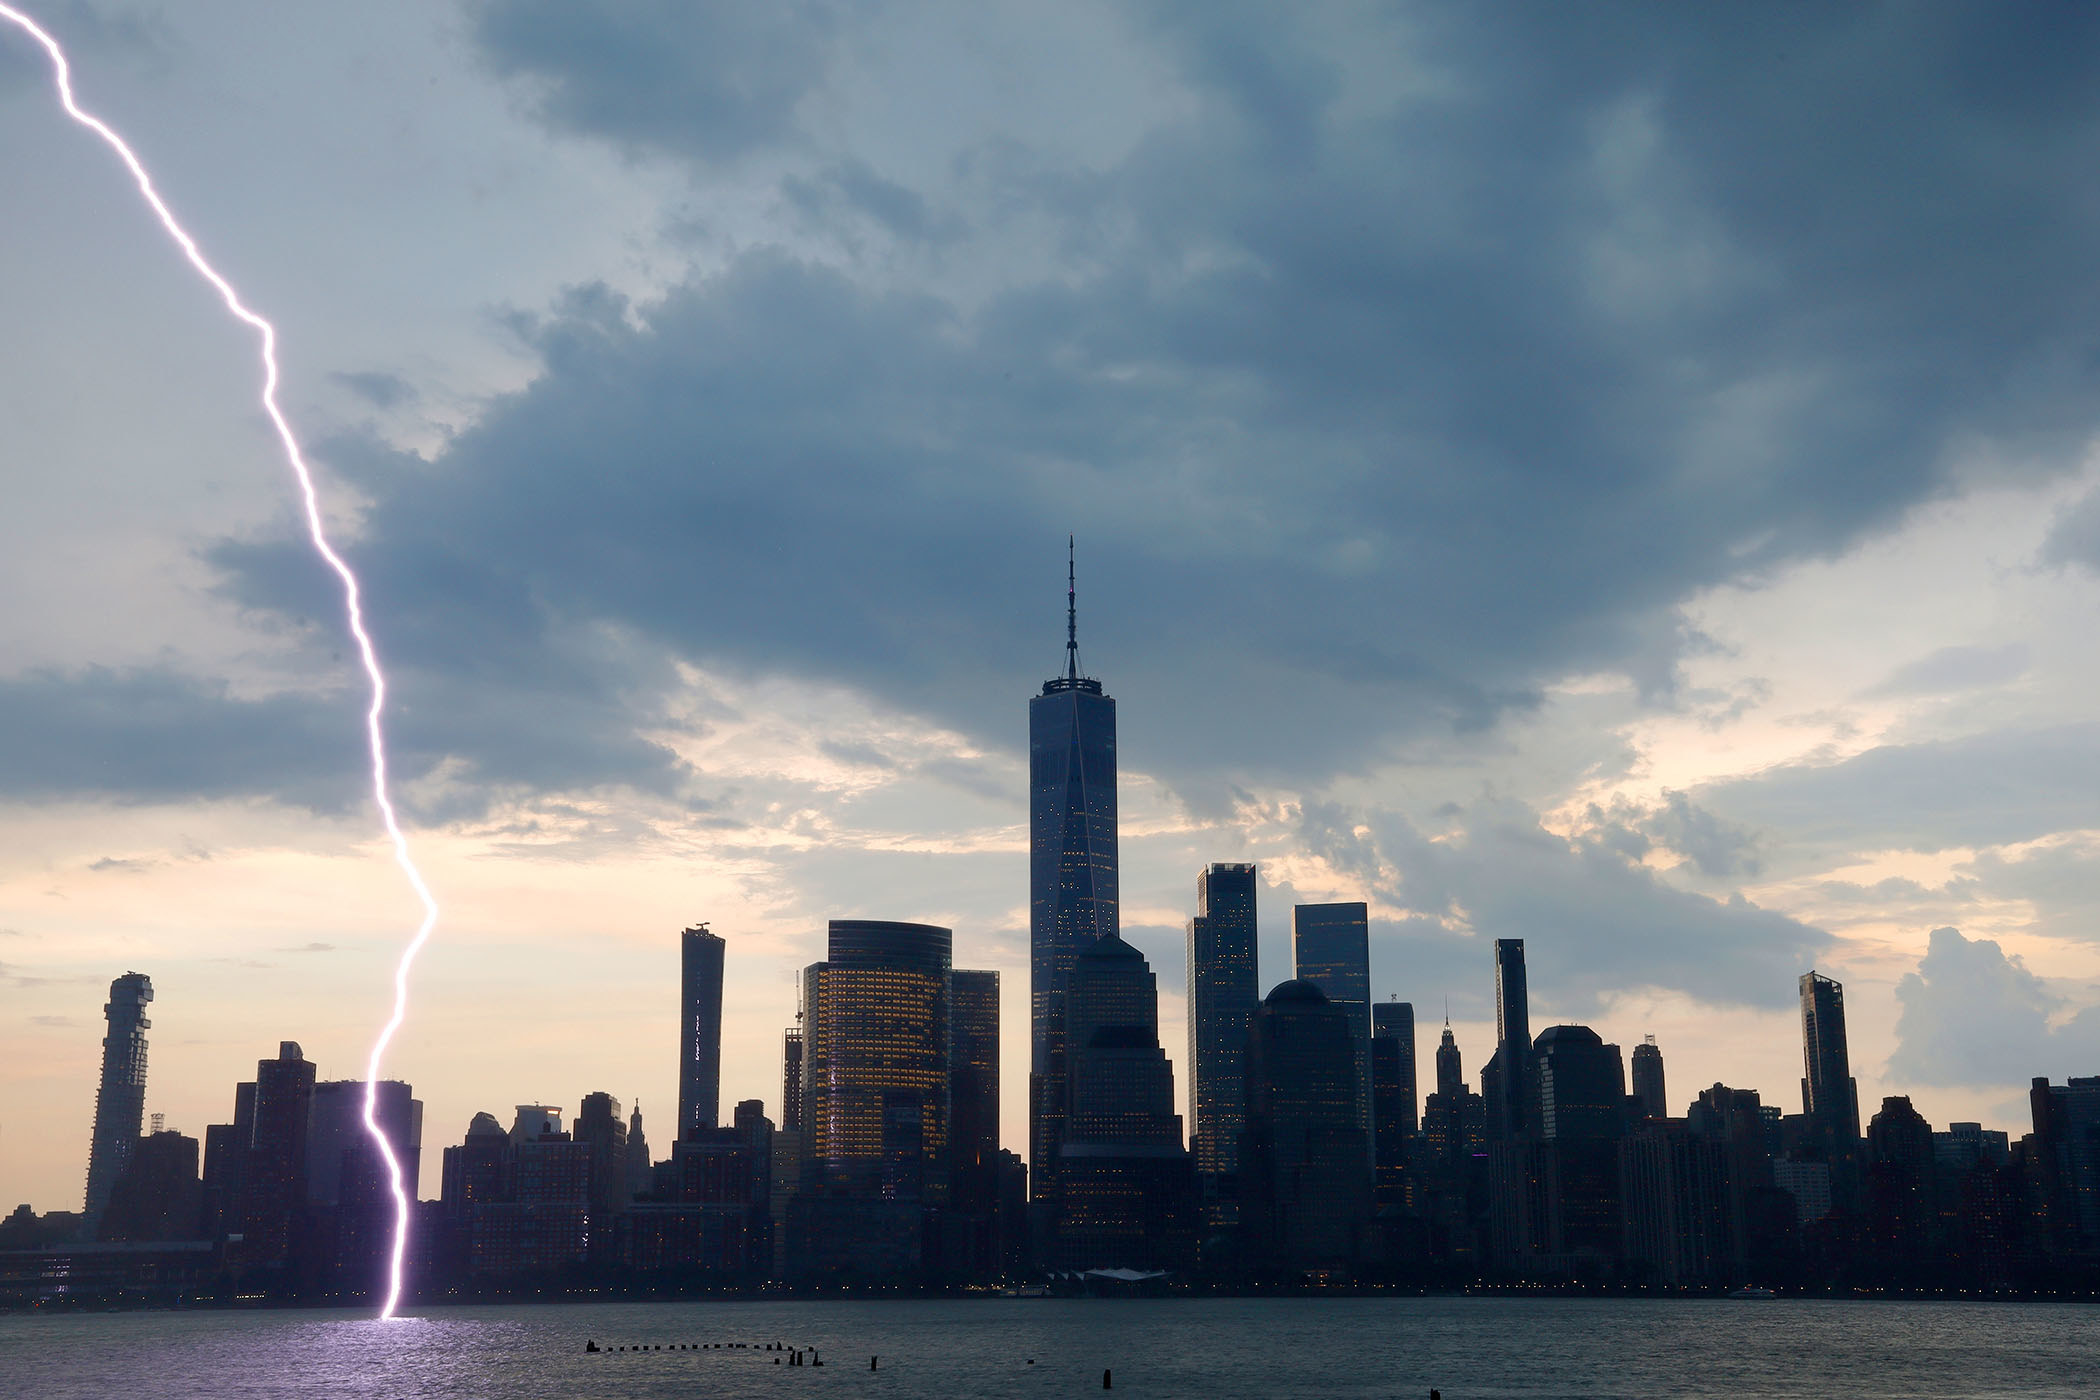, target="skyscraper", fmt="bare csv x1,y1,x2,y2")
1631,1035,1667,1120
238,1041,316,1269
800,920,952,1197
83,972,153,1230
1292,903,1372,1145
1372,999,1417,1134
1054,933,1193,1268
949,969,1001,1196
781,1026,805,1132
1186,862,1258,1213
1029,543,1118,1199
1799,970,1861,1144
679,924,725,1141
576,1091,629,1257
1485,939,1532,1140
625,1103,654,1198
1371,1000,1417,1209
305,1080,421,1206
1240,980,1372,1271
